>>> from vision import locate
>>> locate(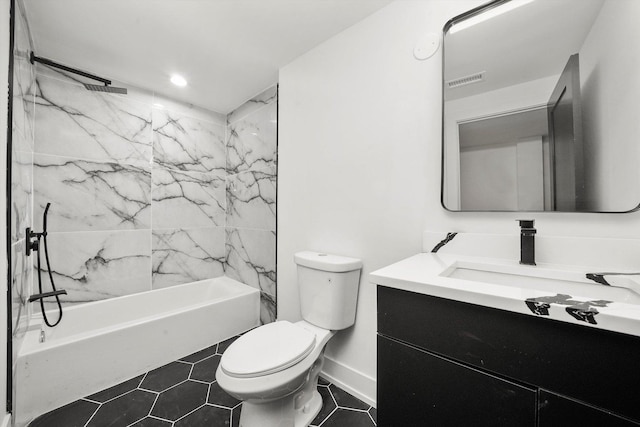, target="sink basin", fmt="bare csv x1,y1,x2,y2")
441,261,640,304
